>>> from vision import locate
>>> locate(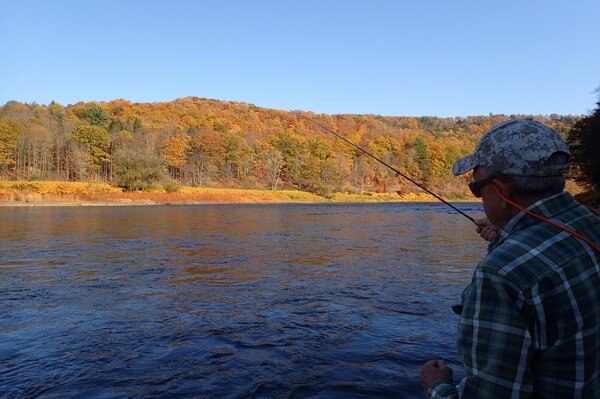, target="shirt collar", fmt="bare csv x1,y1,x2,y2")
488,191,579,252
